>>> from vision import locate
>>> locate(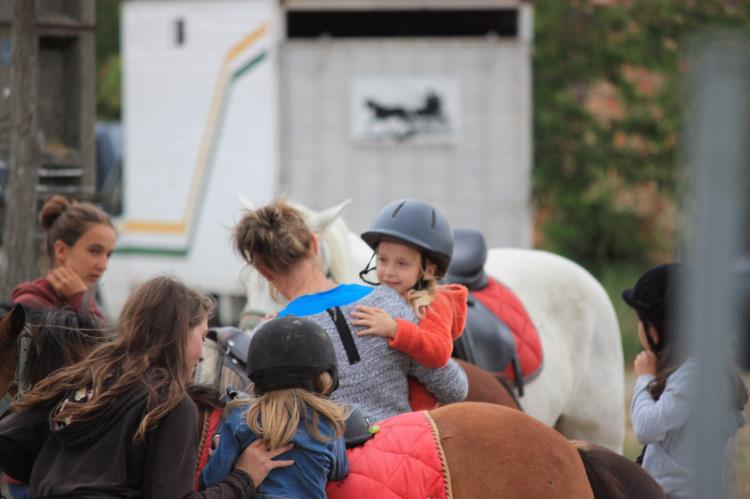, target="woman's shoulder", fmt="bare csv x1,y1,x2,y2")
279,284,373,317
359,286,417,320
10,278,57,307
